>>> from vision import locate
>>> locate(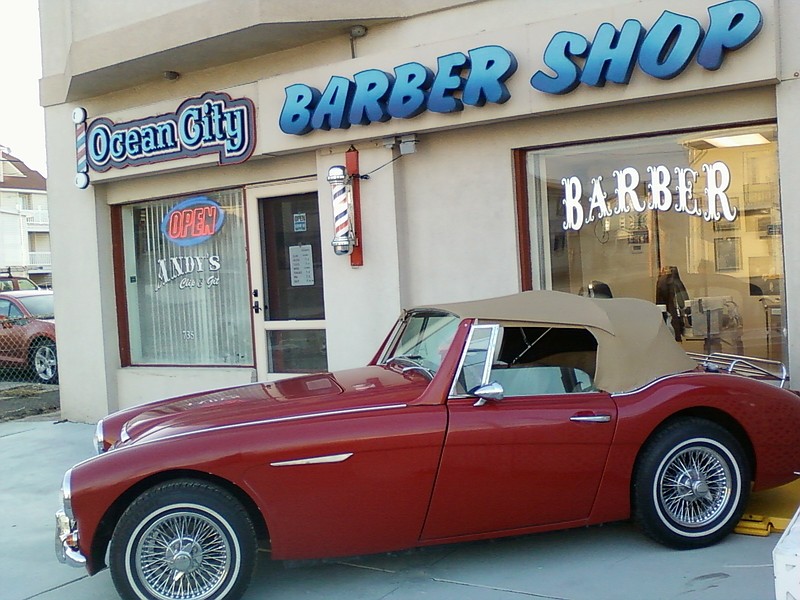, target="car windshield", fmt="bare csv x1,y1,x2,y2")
384,311,460,375
18,295,54,319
